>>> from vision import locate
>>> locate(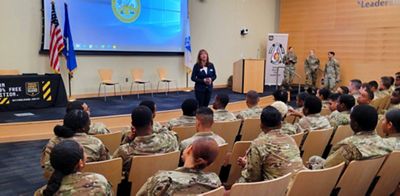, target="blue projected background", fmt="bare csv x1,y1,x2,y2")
42,0,187,52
